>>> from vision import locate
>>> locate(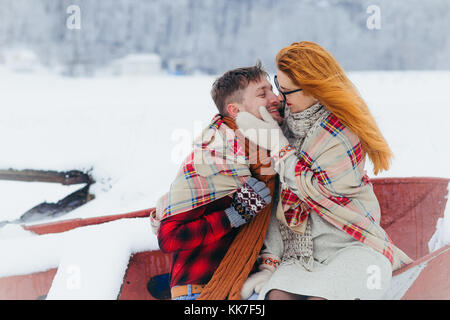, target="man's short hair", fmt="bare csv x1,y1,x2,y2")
211,61,268,115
